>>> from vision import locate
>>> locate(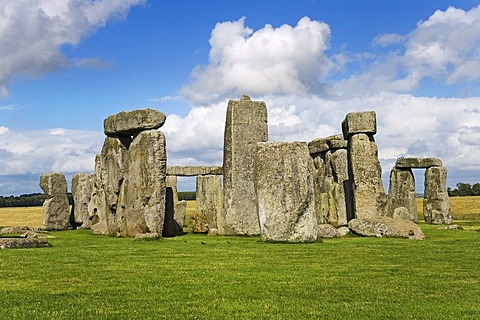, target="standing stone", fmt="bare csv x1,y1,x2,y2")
312,154,328,224
327,148,352,226
254,142,317,243
71,173,95,228
189,175,224,233
116,130,167,236
91,136,130,235
175,200,187,228
39,173,70,230
223,94,268,235
424,166,452,224
166,176,186,227
348,133,387,219
387,167,418,222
